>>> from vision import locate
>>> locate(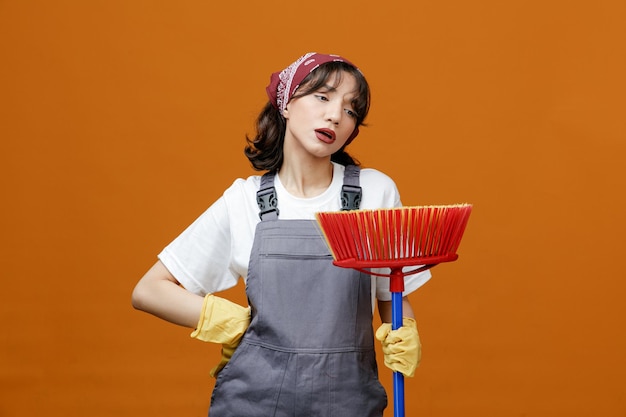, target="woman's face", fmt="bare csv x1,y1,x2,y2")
282,71,359,160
